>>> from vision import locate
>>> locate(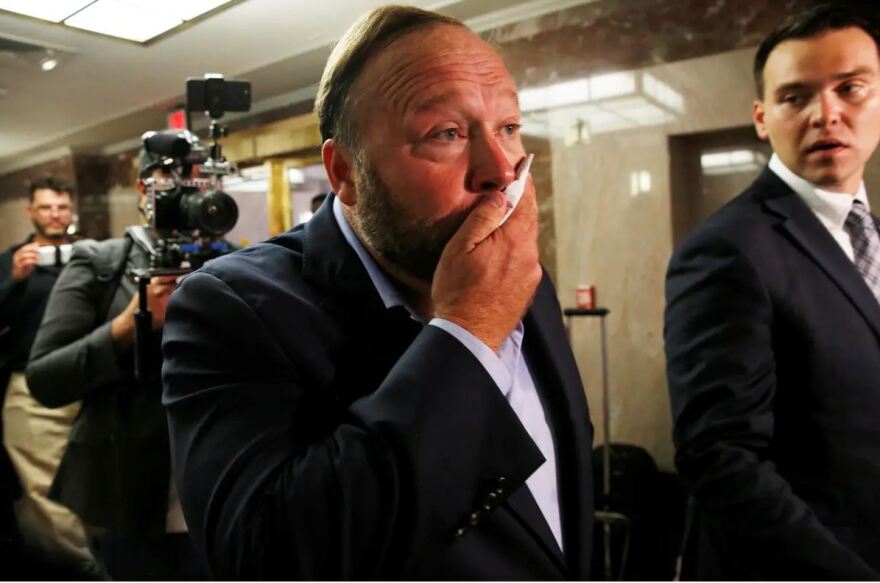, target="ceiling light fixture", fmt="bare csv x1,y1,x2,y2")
121,0,233,21
64,1,182,43
40,56,59,71
0,0,236,43
0,0,93,23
